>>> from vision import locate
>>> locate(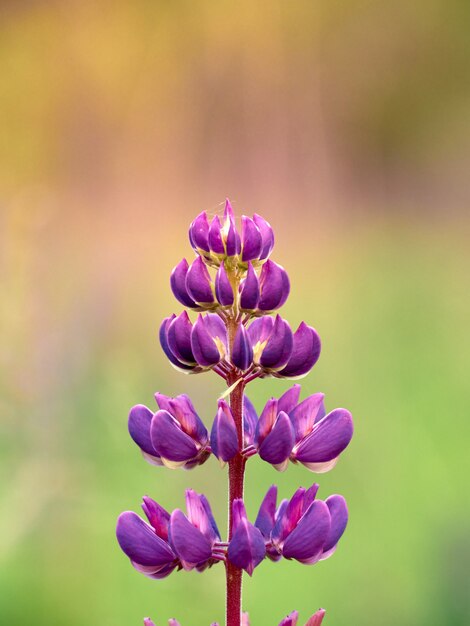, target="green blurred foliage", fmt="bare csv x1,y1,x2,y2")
1,2,469,625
